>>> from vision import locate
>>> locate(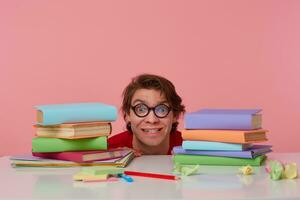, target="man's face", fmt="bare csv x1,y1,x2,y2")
125,89,176,147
